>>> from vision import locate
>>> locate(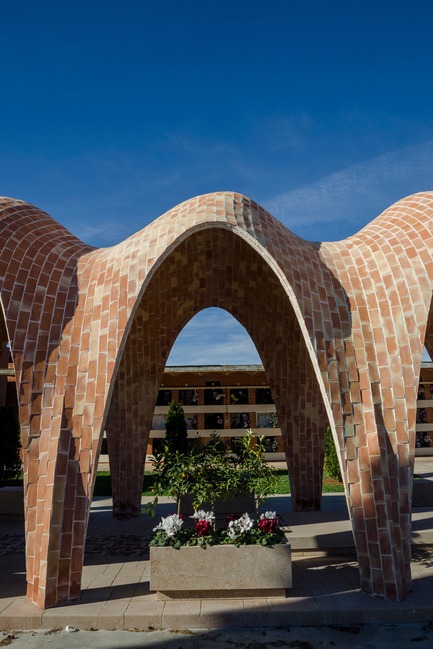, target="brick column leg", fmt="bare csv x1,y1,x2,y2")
106,380,147,519
274,346,328,512
284,414,327,512
106,312,160,519
26,426,93,608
